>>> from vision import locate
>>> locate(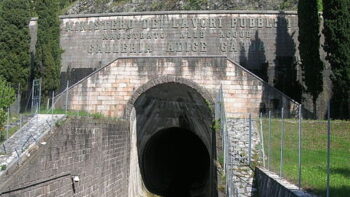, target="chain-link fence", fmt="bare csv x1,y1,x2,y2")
219,103,347,197
0,79,42,144
0,78,68,173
